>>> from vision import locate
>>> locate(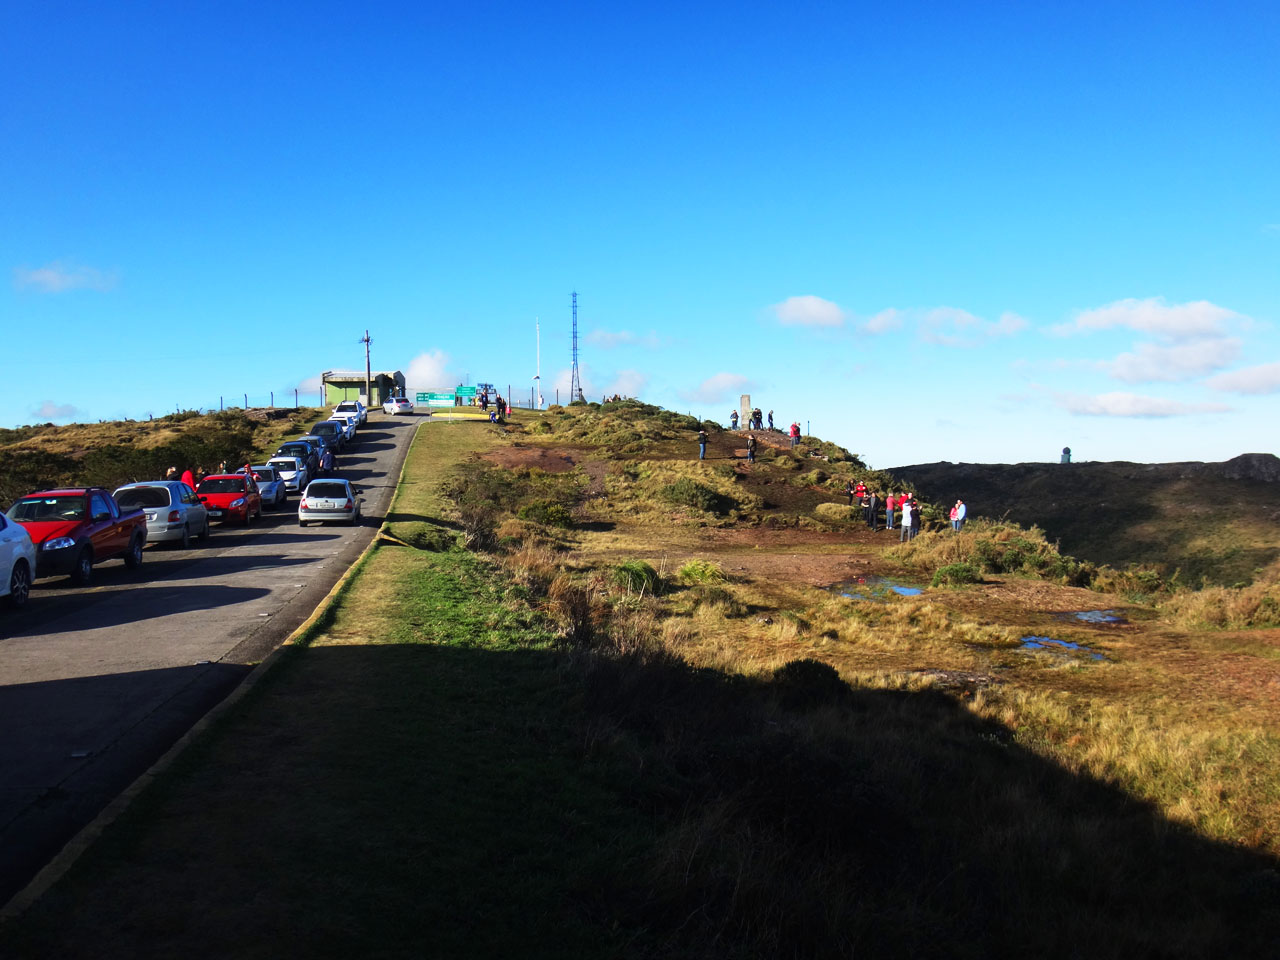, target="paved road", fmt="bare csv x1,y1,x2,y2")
0,413,420,905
